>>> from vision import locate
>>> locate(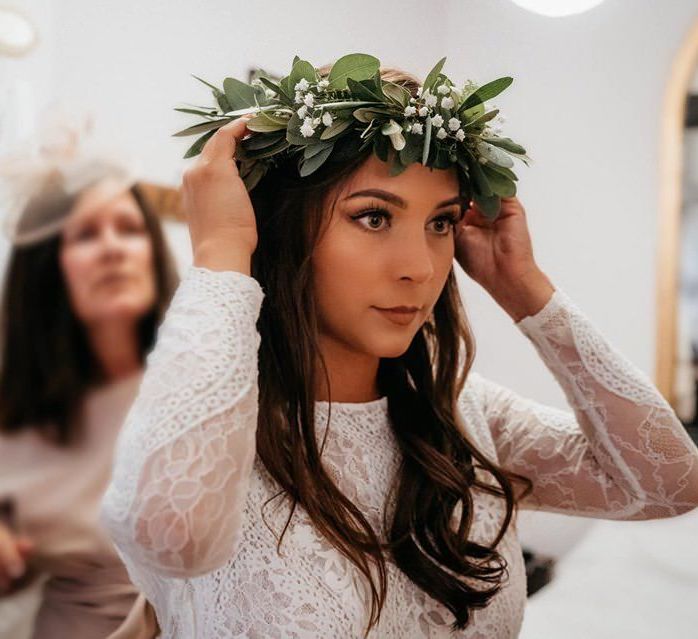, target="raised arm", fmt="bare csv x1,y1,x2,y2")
102,116,264,578
470,288,698,520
